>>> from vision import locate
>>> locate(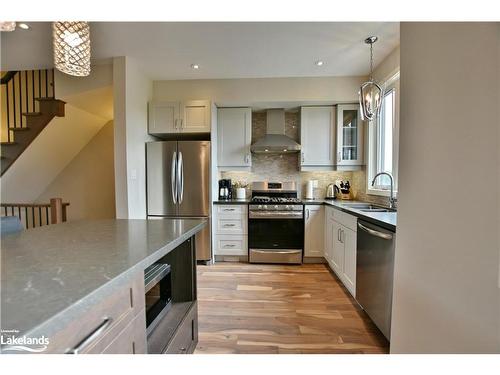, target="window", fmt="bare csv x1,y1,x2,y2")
368,72,399,195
